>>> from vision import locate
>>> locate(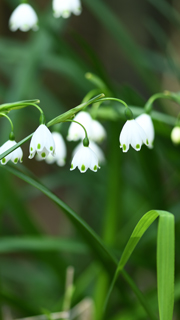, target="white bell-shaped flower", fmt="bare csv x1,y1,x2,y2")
9,4,38,32
45,132,67,166
0,140,23,165
29,124,55,160
73,141,105,164
119,119,148,152
90,120,106,142
171,126,180,144
70,145,100,173
67,111,92,141
52,0,82,18
135,114,154,148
